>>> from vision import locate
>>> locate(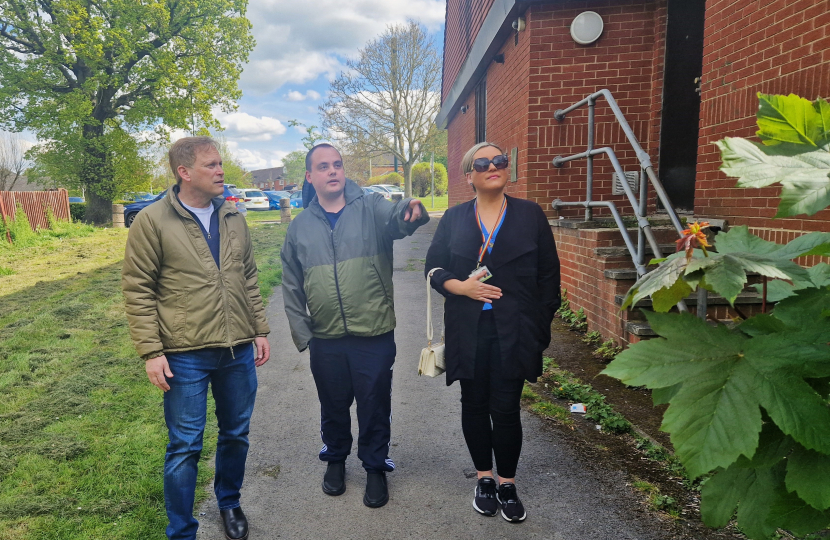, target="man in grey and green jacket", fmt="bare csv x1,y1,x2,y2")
281,143,429,508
